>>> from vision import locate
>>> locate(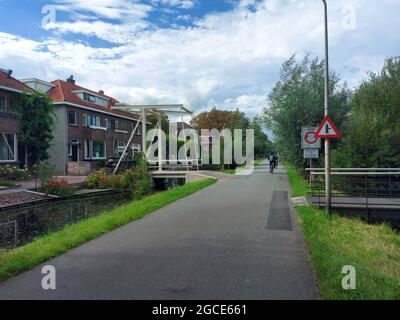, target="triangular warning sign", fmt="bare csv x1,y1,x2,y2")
315,115,341,138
